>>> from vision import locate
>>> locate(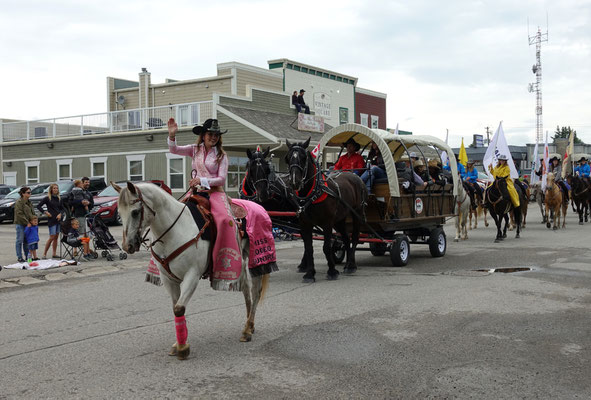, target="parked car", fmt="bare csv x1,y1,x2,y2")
90,180,172,225
0,184,17,199
0,183,51,223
